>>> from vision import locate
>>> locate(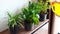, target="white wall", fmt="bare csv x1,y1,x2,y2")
53,15,60,34
0,0,30,32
